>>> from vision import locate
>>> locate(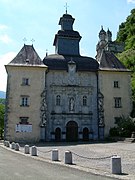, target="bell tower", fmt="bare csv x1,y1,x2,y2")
53,13,82,56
